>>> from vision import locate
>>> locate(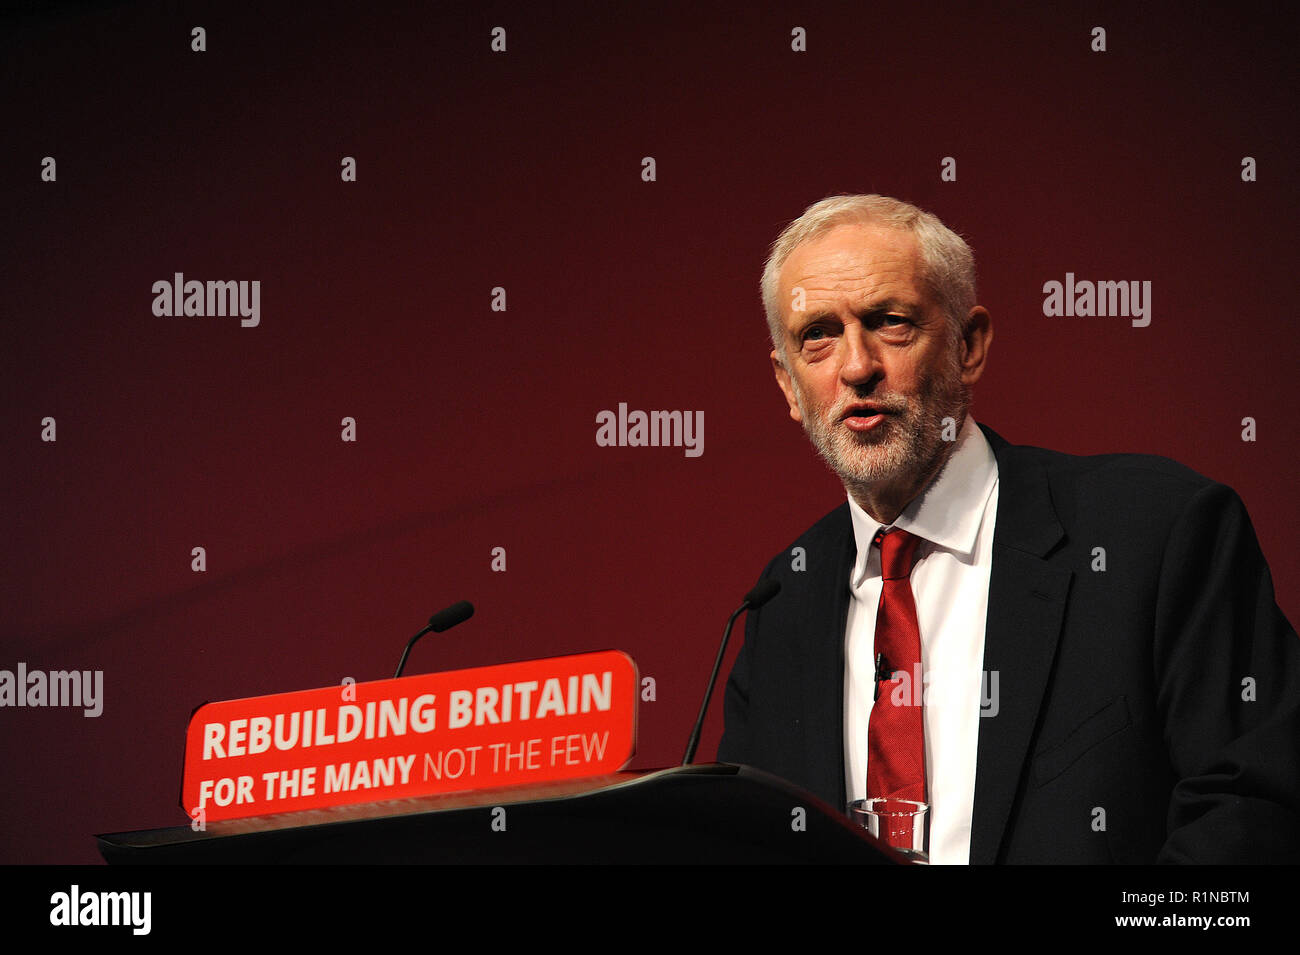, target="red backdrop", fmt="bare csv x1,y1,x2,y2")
3,1,1296,862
